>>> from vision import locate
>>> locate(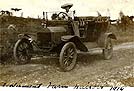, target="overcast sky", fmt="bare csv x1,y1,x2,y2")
0,0,134,19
